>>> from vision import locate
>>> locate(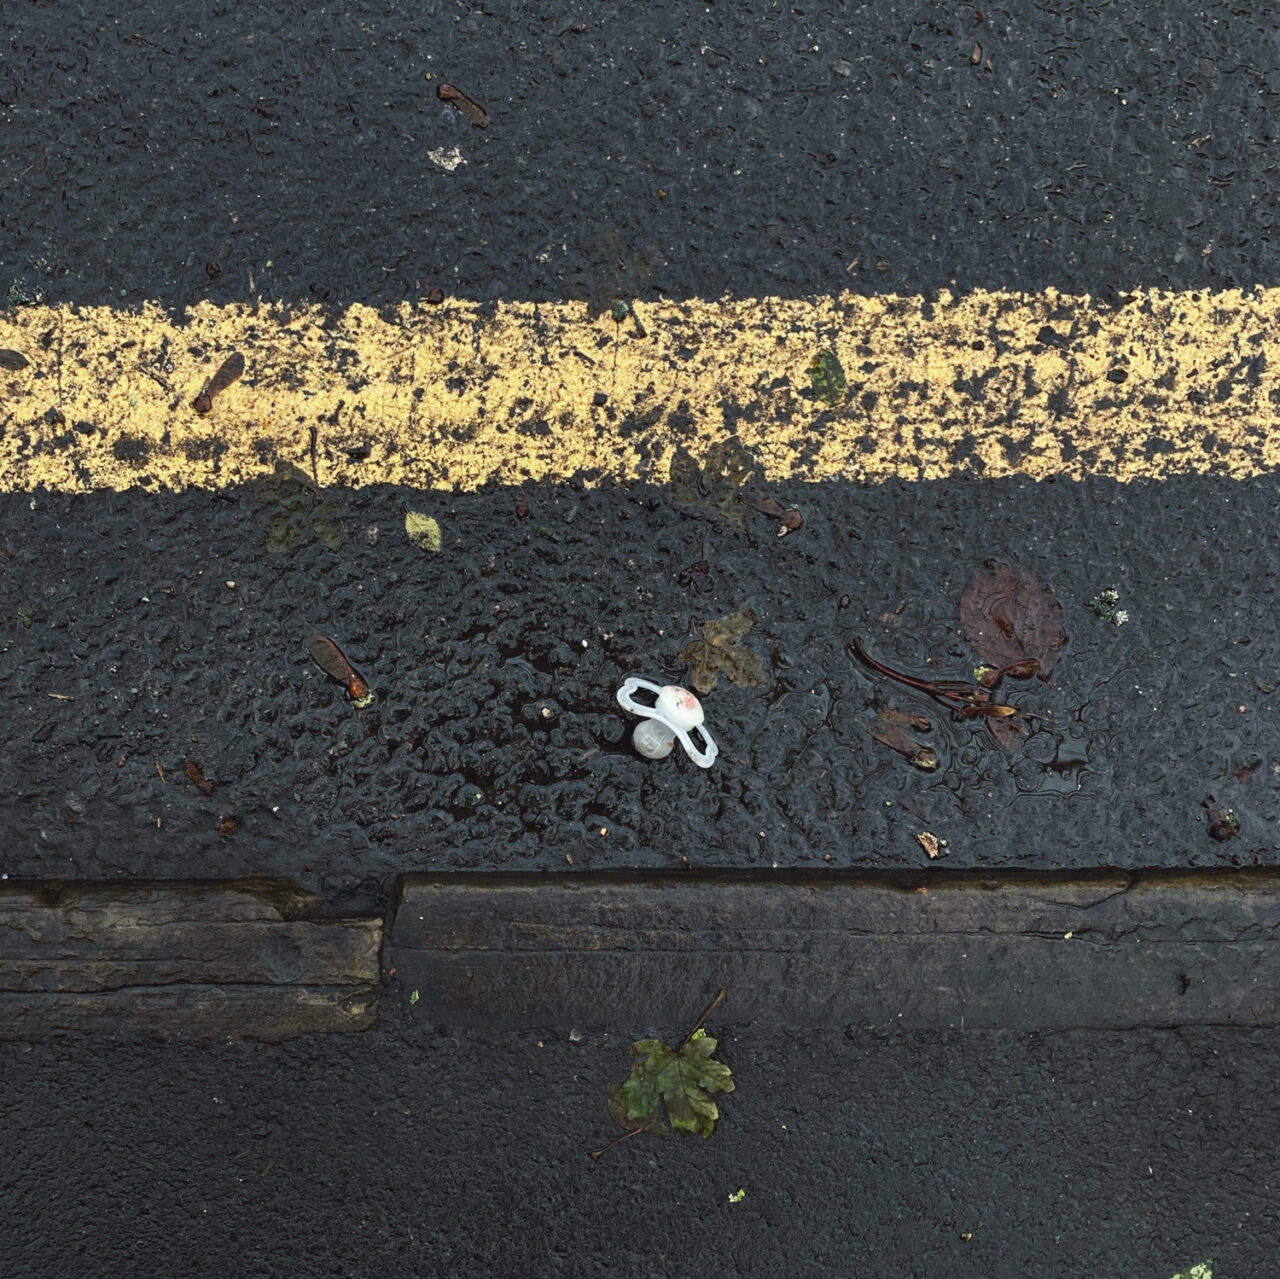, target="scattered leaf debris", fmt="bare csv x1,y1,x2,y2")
306,634,374,708
852,637,1044,750
1088,586,1129,626
670,437,757,527
743,491,803,537
5,277,45,307
217,816,237,839
809,349,847,406
676,559,714,594
185,761,216,797
0,348,30,371
404,509,443,553
960,561,1067,677
1204,803,1239,842
426,149,465,174
679,607,765,695
593,989,733,1158
916,831,946,859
